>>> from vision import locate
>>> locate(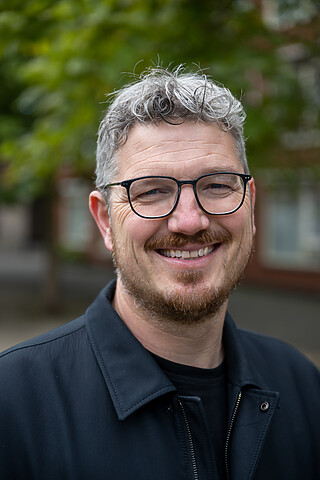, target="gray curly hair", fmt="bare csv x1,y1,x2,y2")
95,66,249,191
